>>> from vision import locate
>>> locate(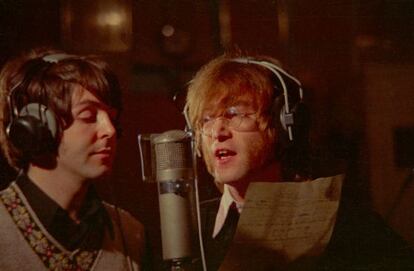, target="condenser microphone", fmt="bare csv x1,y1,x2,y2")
153,130,195,263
